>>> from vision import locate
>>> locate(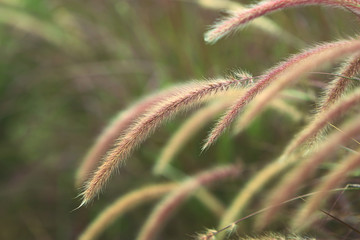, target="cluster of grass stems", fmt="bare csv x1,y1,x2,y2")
75,0,360,239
